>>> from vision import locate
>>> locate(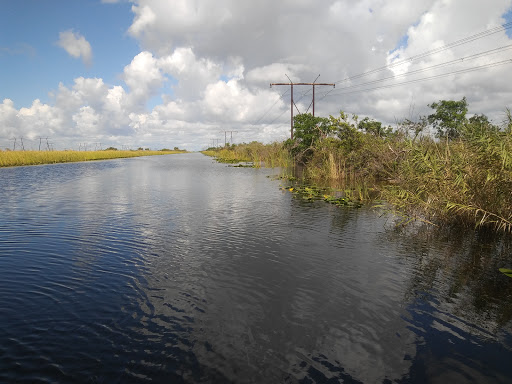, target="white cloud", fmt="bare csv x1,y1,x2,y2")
123,51,164,109
3,0,512,151
57,30,93,67
73,106,100,135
